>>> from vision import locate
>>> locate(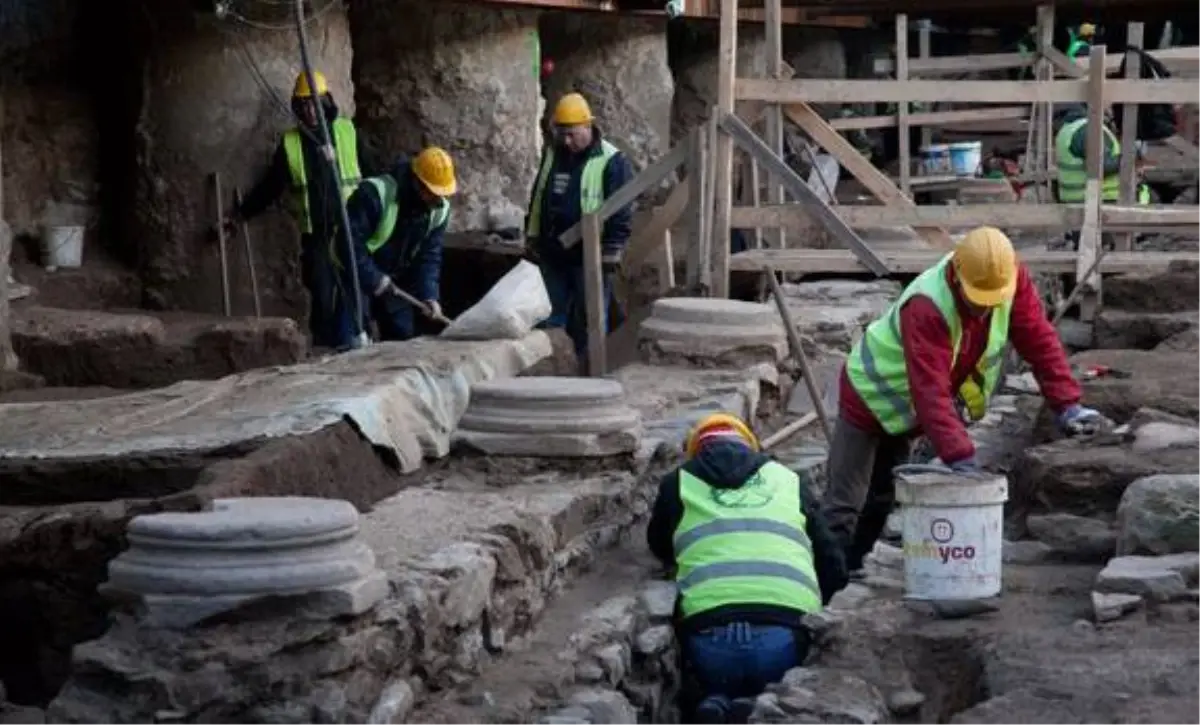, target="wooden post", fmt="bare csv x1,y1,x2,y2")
1116,22,1144,252
658,230,676,292
712,0,738,298
1077,44,1107,322
686,126,706,289
702,115,718,291
764,0,786,251
896,14,912,196
581,213,608,376
918,20,932,152
1037,5,1055,202
738,155,763,249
